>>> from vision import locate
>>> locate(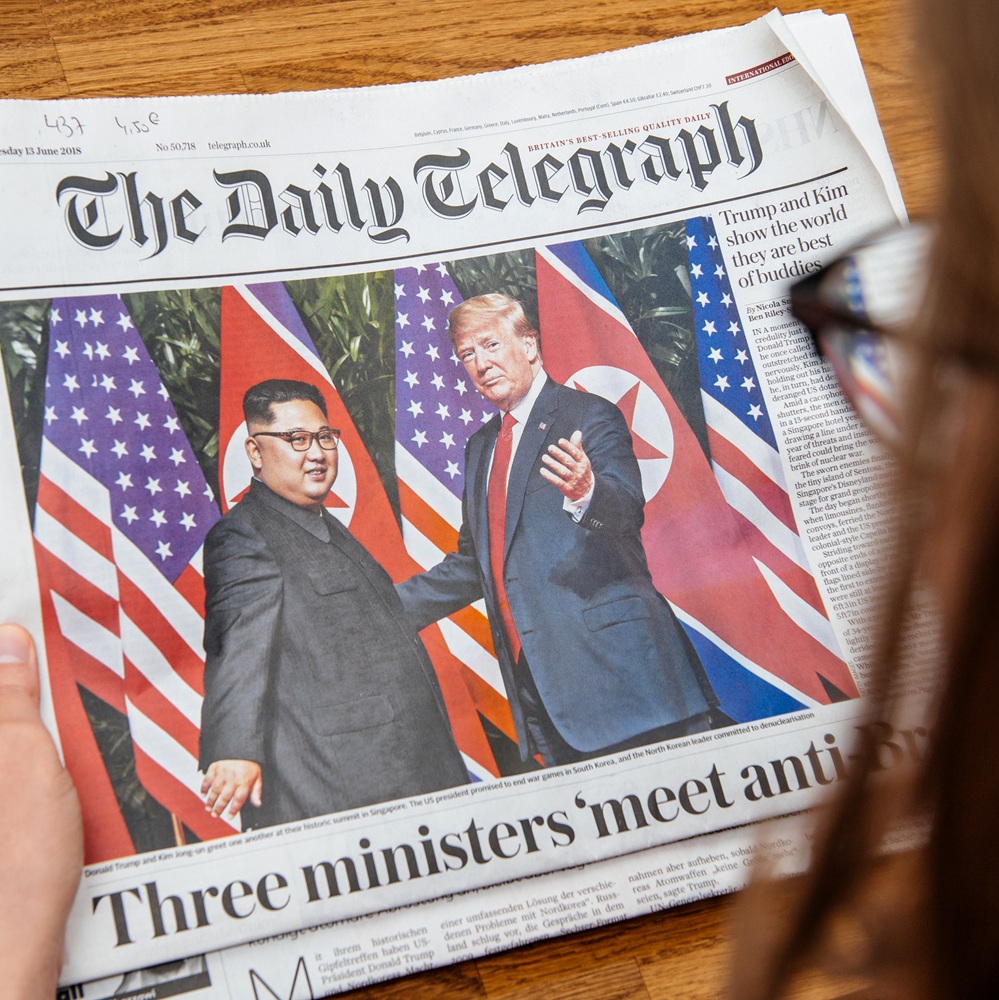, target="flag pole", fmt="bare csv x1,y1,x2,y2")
171,813,187,847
